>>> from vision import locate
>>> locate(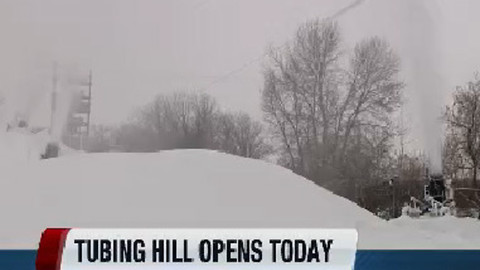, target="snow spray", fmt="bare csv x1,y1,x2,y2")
402,1,446,173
